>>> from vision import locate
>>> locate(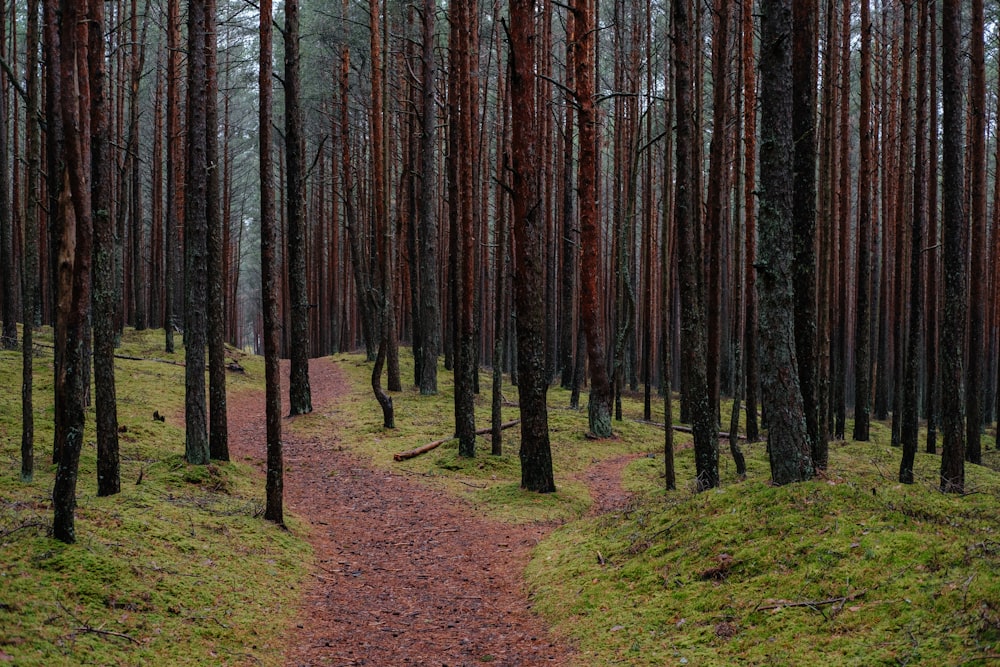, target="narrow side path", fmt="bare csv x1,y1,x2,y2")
226,357,573,666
